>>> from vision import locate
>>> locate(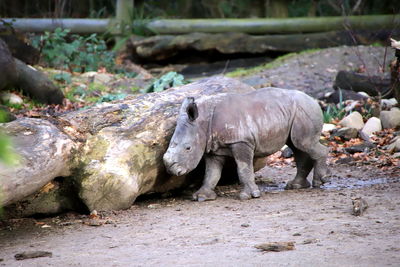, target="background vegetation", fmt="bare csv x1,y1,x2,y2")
0,0,398,19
